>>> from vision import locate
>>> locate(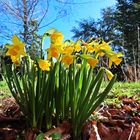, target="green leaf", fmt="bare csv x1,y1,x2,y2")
49,132,62,140
36,132,44,140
